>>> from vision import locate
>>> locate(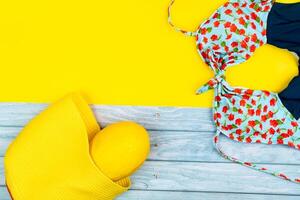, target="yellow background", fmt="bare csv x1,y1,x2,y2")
0,0,298,107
